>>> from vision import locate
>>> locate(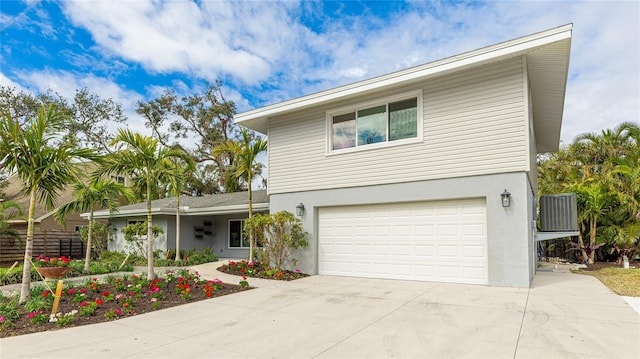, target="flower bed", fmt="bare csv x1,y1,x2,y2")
218,260,308,281
0,269,251,337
